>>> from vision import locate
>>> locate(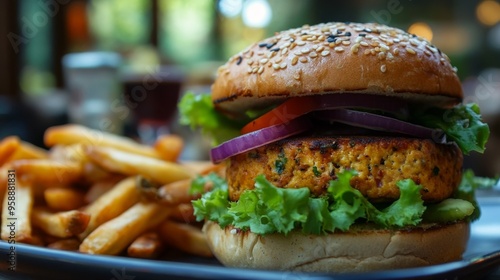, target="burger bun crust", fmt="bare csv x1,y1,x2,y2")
204,220,470,273
211,22,463,116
